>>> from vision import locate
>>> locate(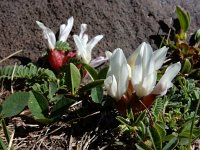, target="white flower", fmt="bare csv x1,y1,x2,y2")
73,24,103,64
104,42,181,101
90,51,113,68
152,62,181,96
58,17,74,42
130,42,181,98
104,48,129,100
128,42,168,70
131,42,157,97
36,16,74,49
